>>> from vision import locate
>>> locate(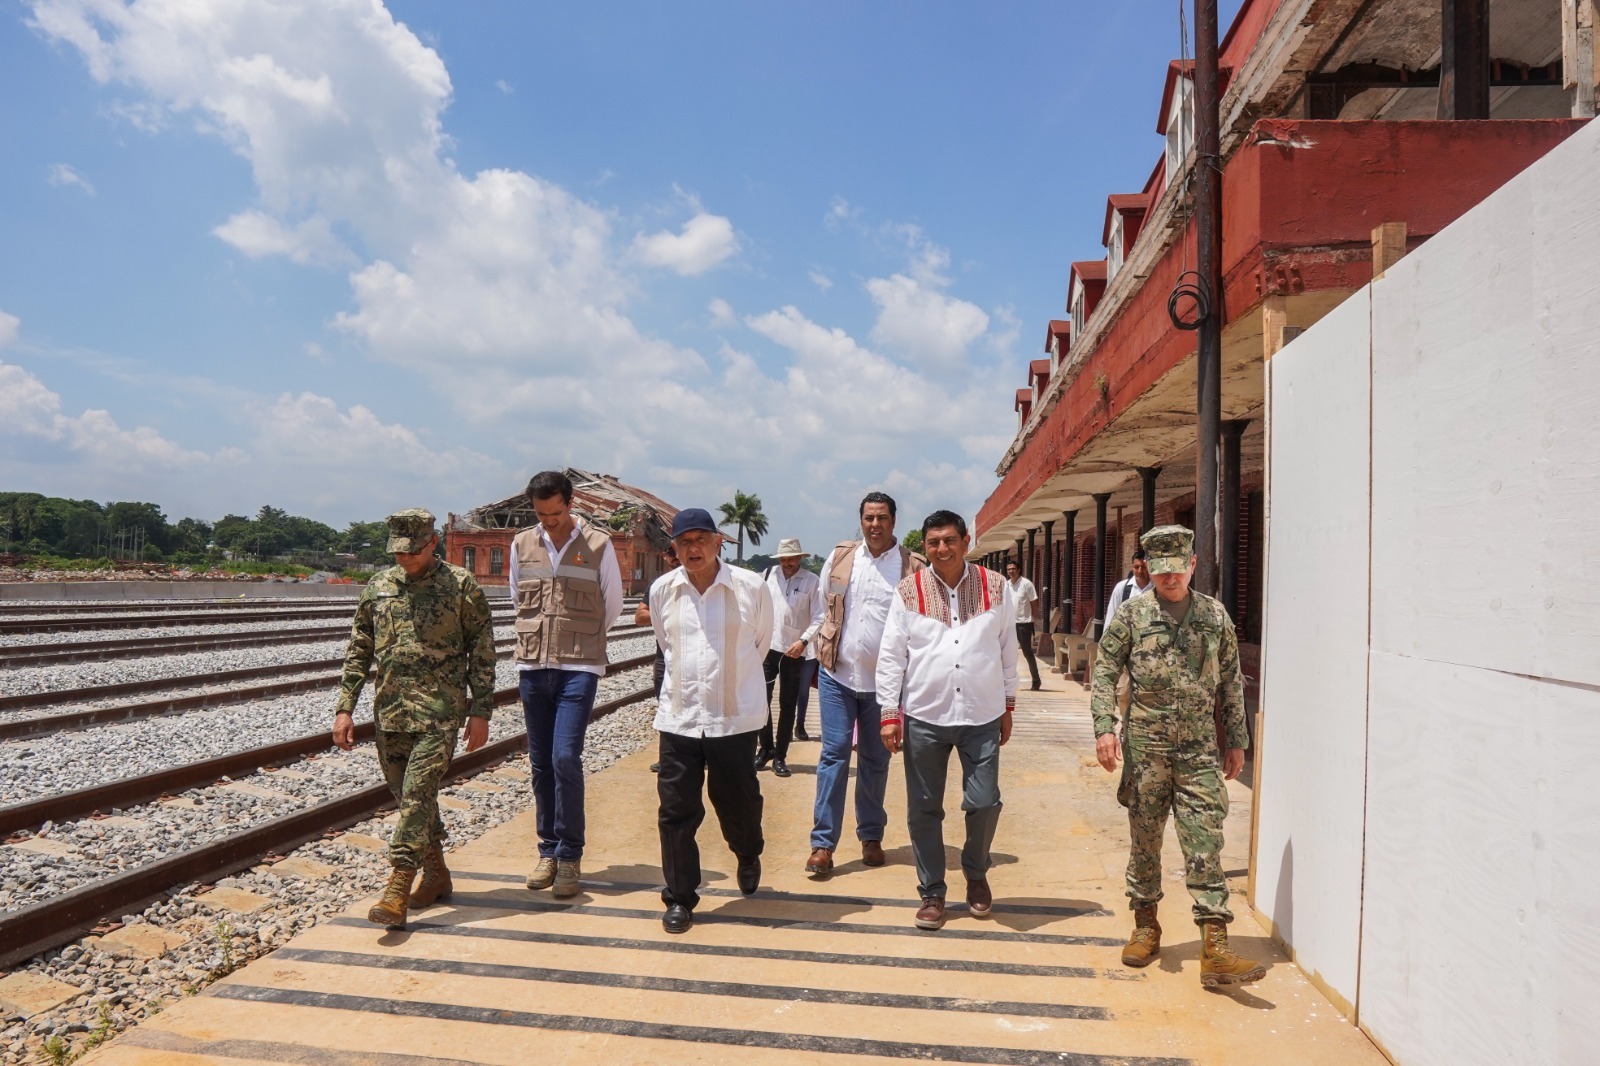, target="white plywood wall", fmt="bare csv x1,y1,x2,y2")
1258,118,1600,1065
1254,289,1373,1009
